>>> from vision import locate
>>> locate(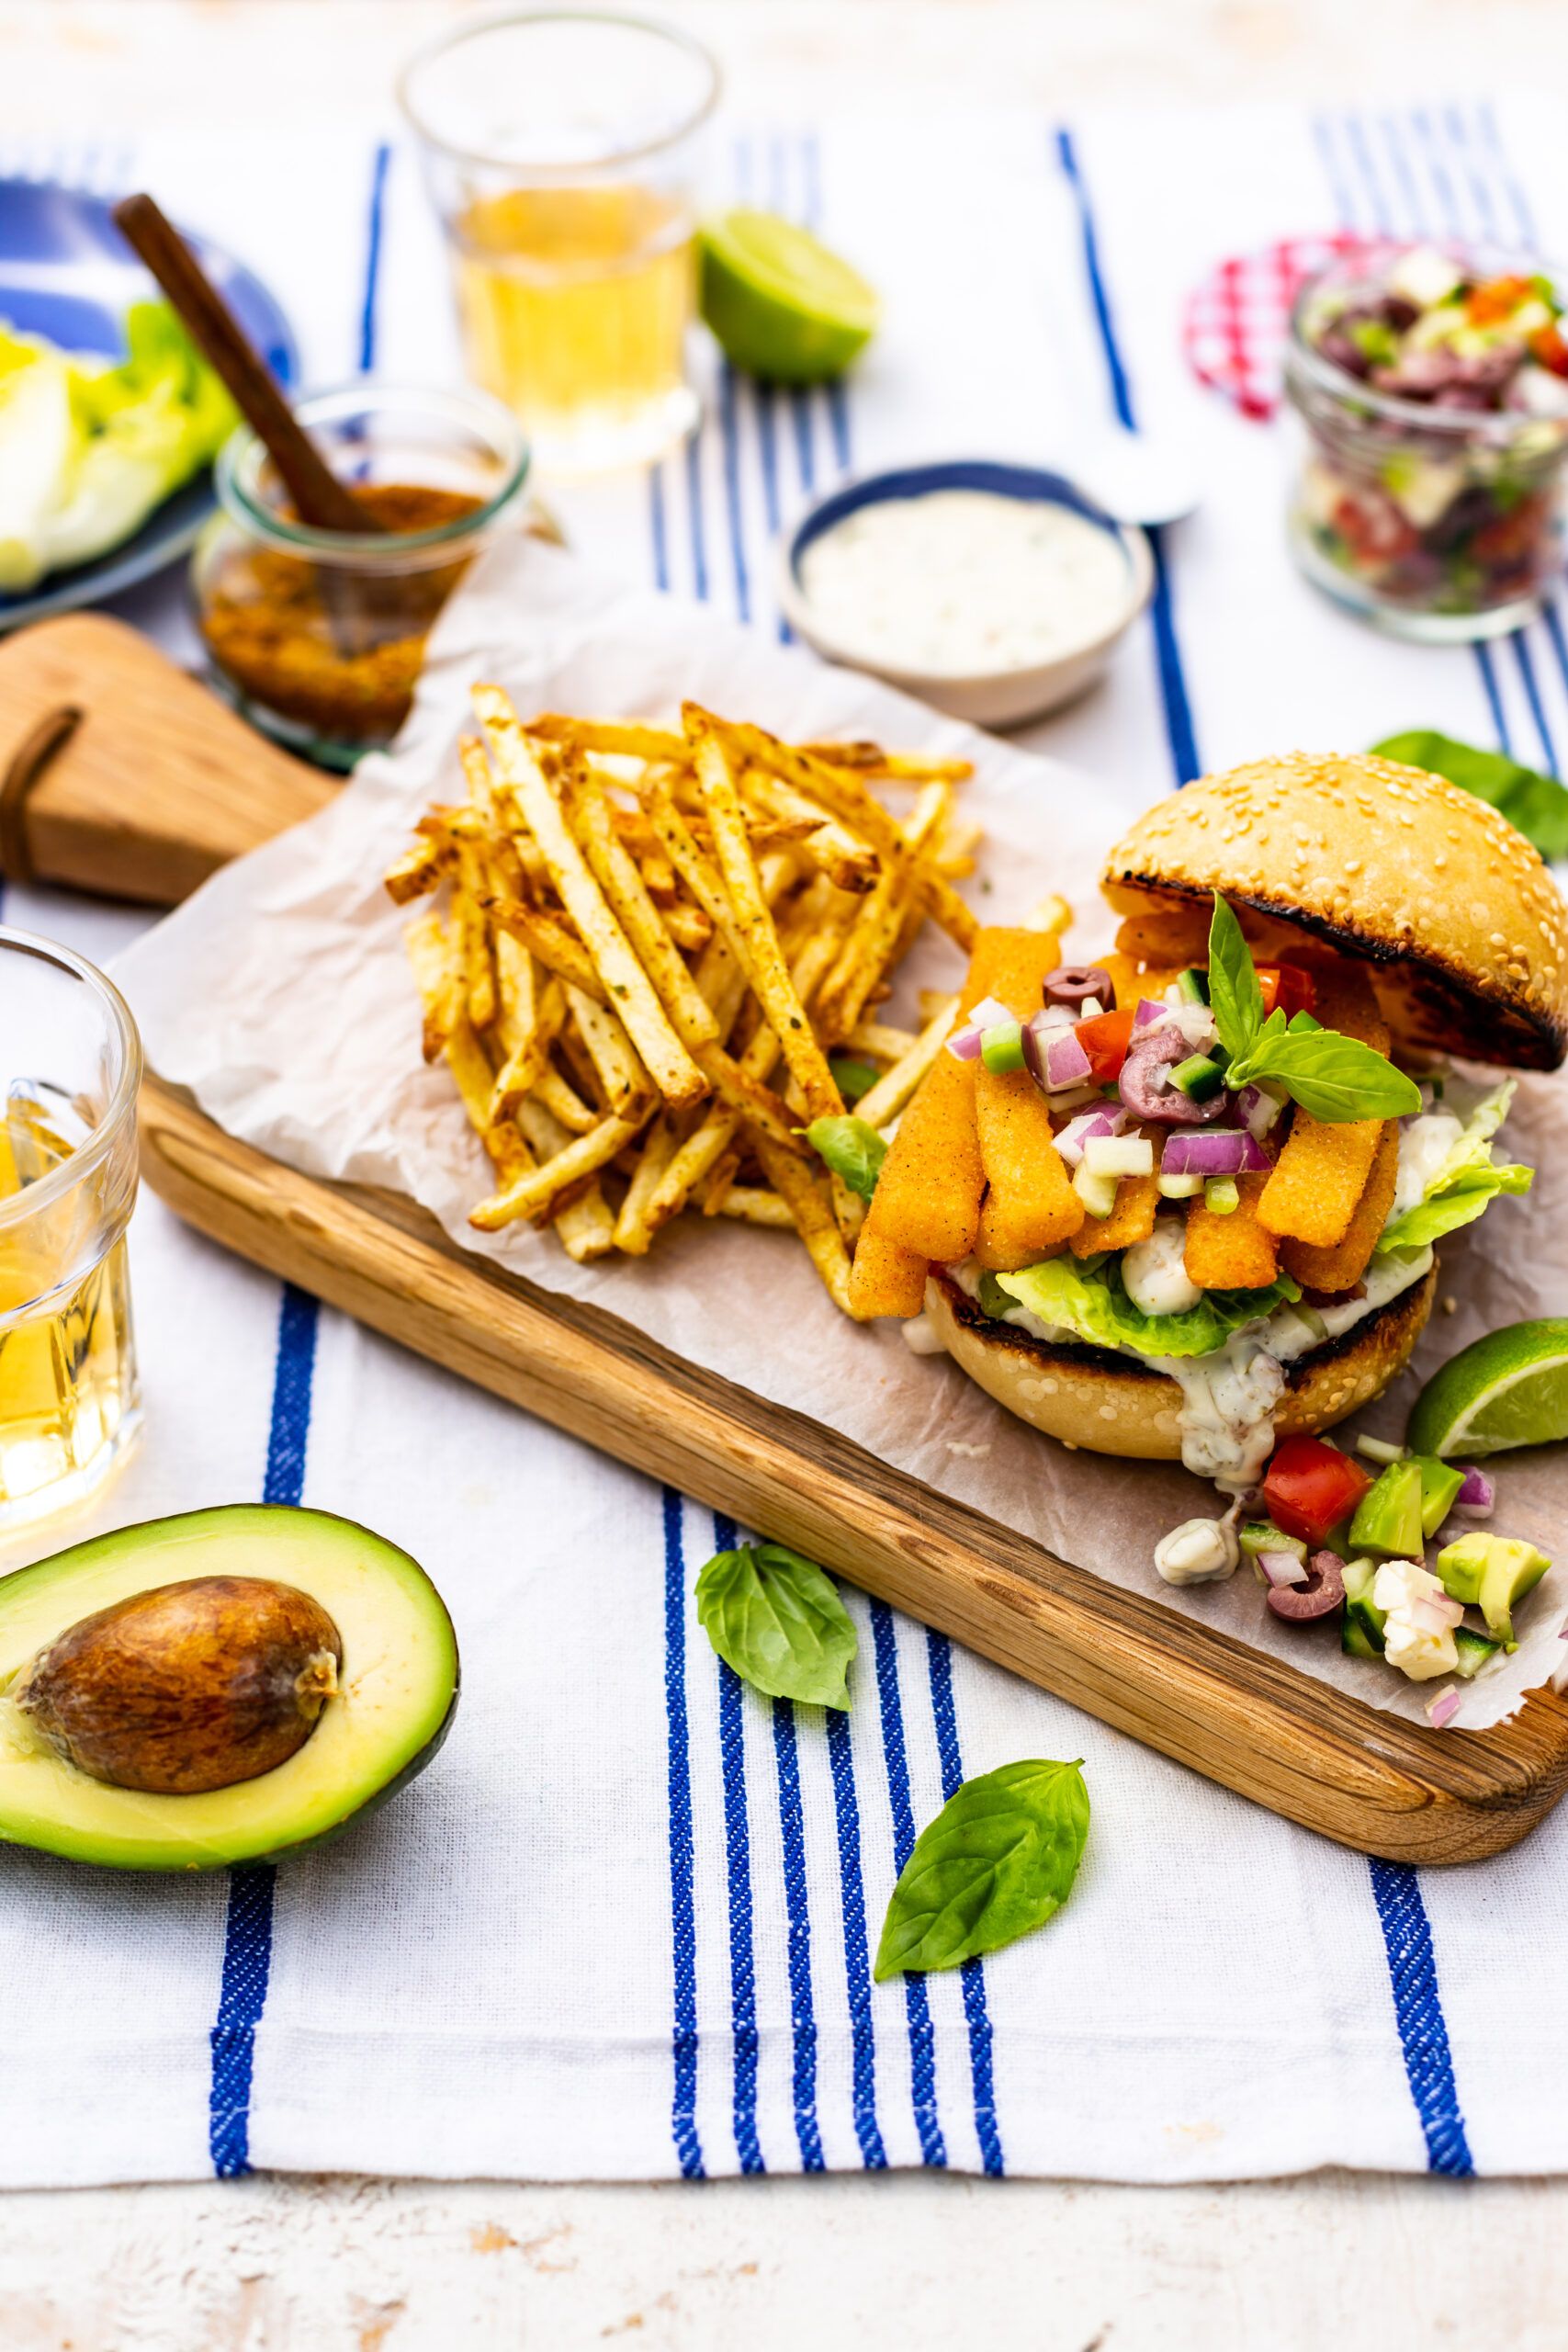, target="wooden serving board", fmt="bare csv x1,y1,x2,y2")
139,1072,1568,1865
